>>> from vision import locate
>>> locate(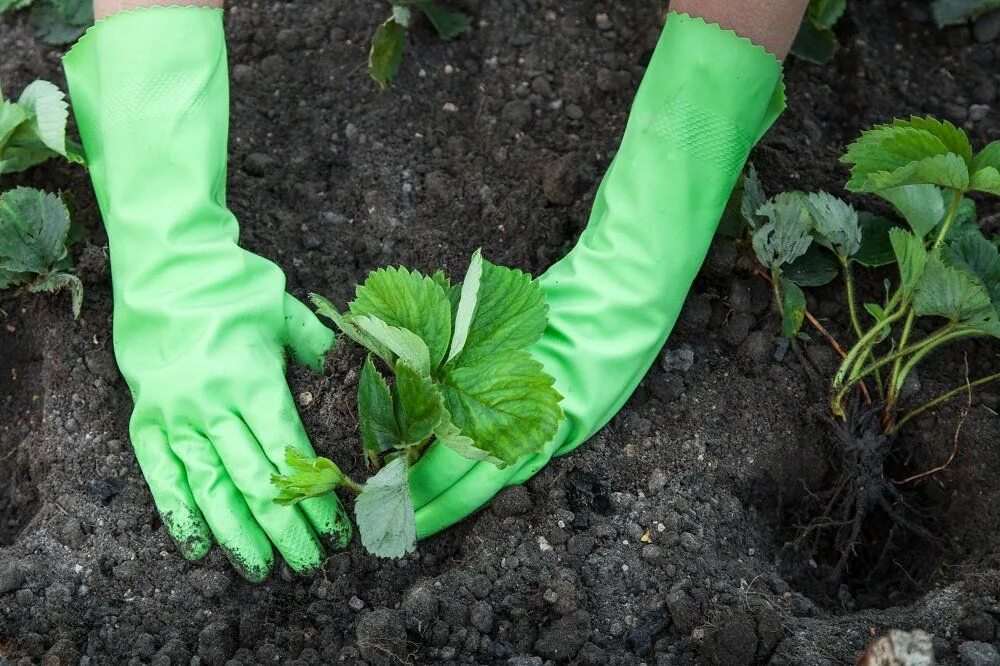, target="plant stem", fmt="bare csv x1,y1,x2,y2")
770,267,784,317
888,372,1000,435
842,258,883,399
831,307,907,415
890,327,982,400
340,476,364,494
884,189,964,412
849,323,957,383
